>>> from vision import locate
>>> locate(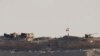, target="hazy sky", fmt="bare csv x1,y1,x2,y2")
0,0,100,37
